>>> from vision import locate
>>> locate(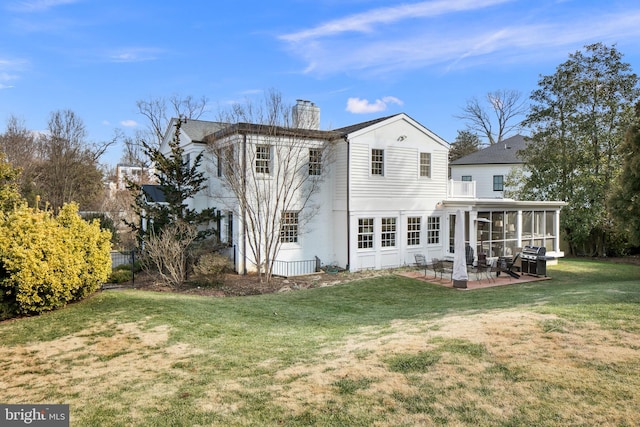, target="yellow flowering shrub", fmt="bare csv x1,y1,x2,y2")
0,203,111,316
